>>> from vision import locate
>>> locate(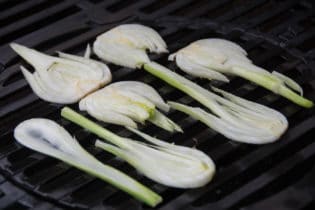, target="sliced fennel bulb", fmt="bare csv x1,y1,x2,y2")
10,43,111,104
144,62,288,143
14,118,161,207
61,107,215,188
79,81,182,132
169,38,313,108
168,92,288,144
93,24,168,69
